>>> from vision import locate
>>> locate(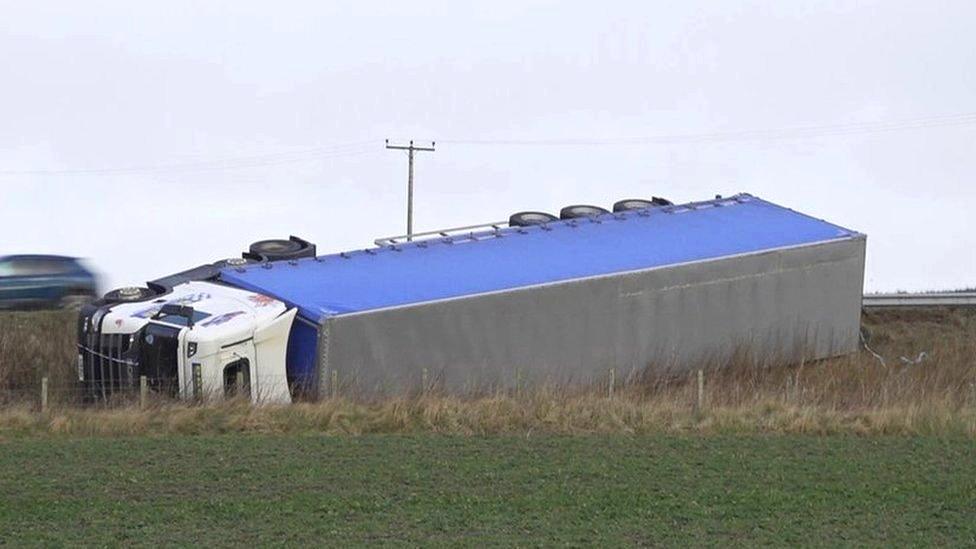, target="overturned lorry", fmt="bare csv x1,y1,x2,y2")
78,193,866,403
